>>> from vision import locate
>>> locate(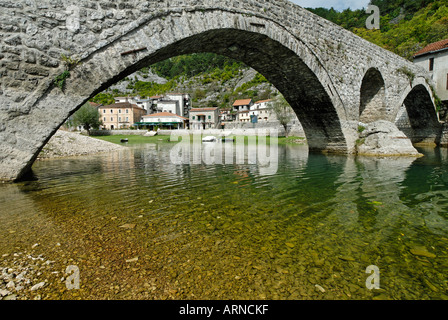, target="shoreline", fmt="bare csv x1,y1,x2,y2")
37,130,124,160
